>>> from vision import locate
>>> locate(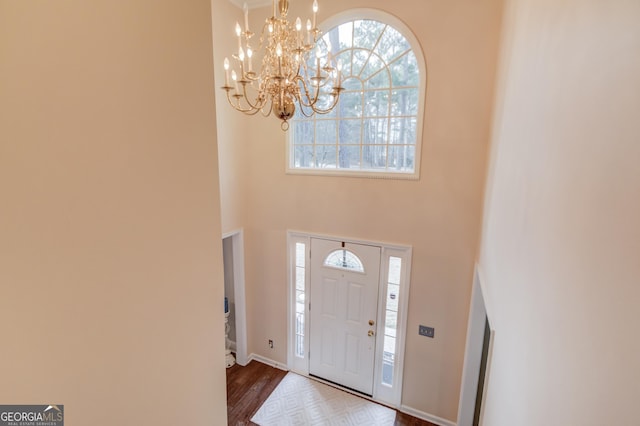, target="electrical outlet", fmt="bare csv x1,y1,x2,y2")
419,325,435,338
268,339,274,349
